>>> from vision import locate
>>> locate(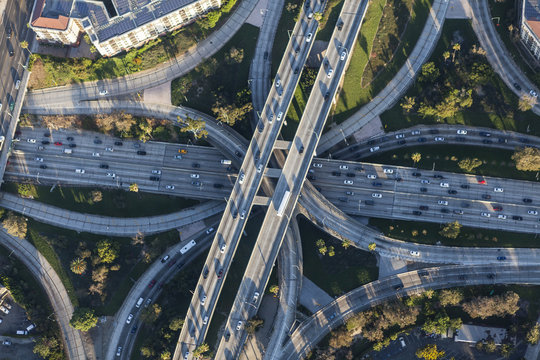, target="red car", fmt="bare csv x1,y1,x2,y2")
148,279,156,288
168,259,177,268
217,269,224,279
54,141,62,146
478,180,486,184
